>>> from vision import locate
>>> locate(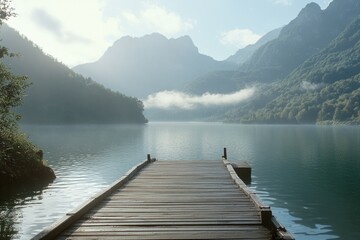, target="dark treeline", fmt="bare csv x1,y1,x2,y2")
1,0,55,185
